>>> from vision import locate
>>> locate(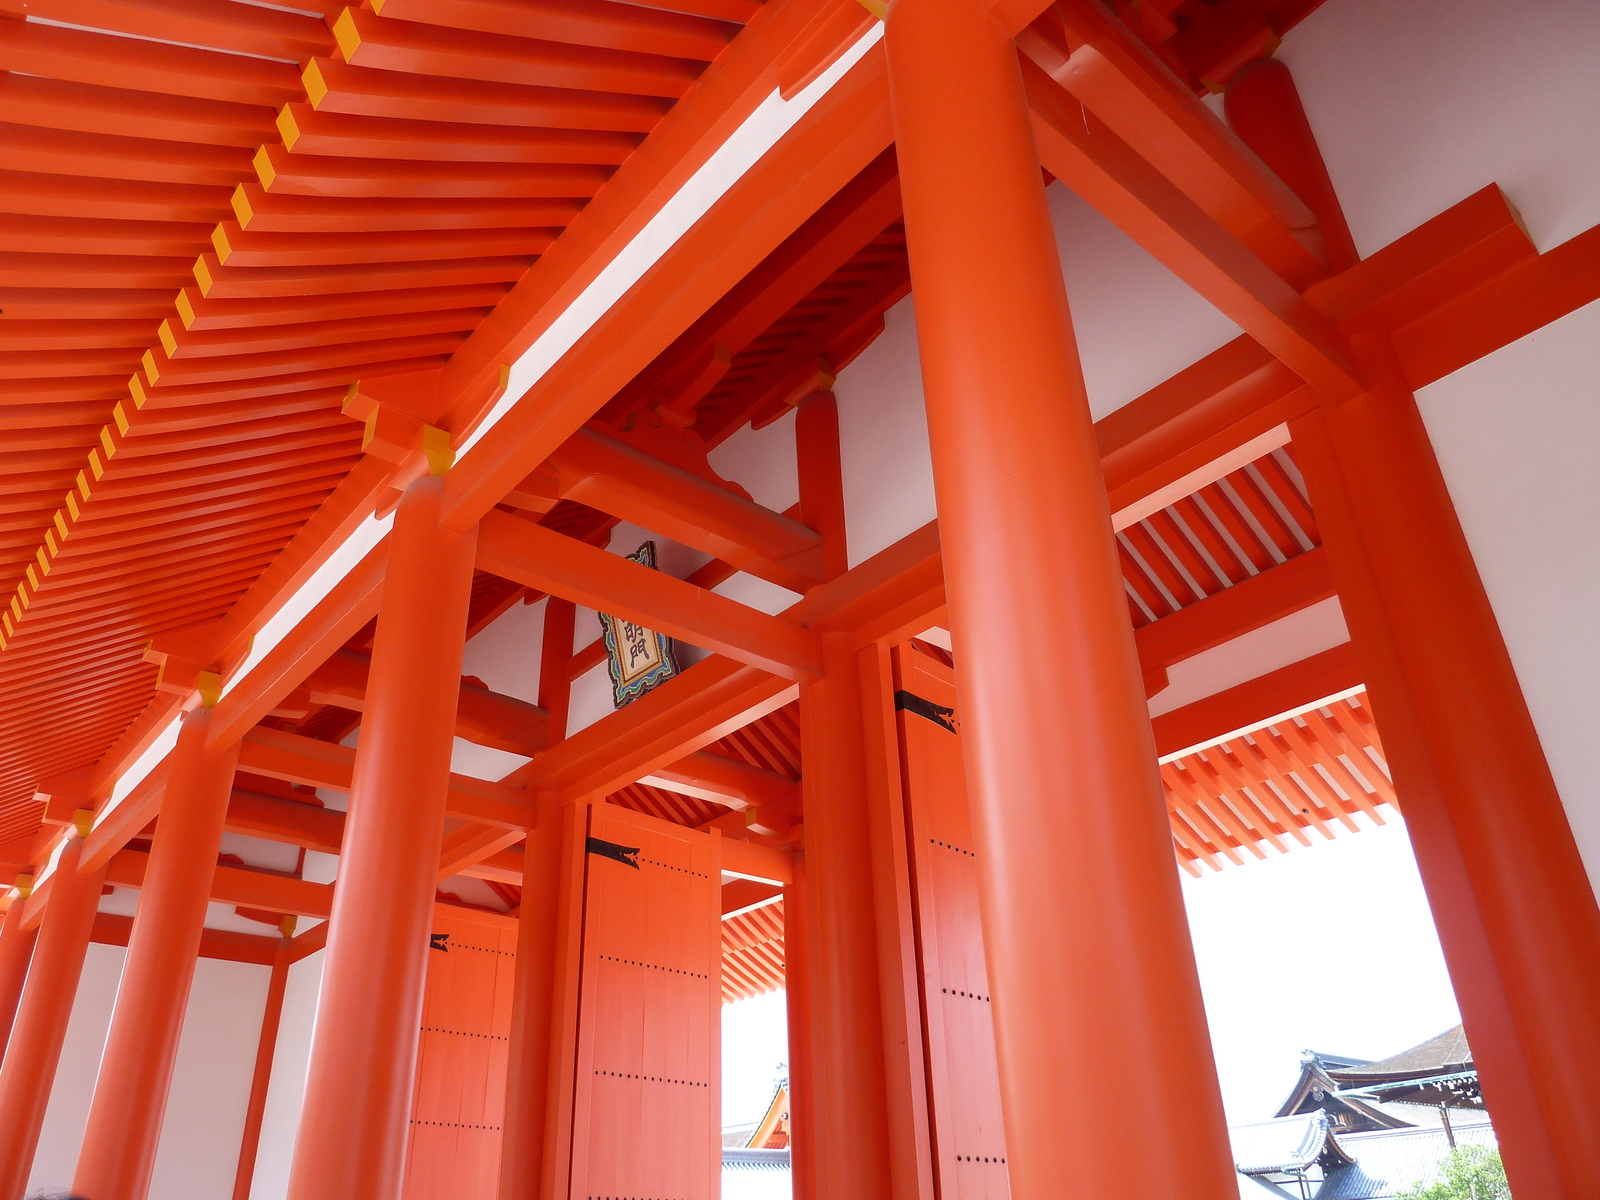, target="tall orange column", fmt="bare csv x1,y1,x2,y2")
1290,348,1600,1200
795,392,849,580
0,836,107,1197
781,851,816,1200
499,795,564,1200
0,891,37,1059
1221,69,1600,1198
286,474,478,1200
537,597,577,743
74,703,243,1200
1223,58,1360,273
233,927,294,1200
885,2,1238,1198
797,633,894,1200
